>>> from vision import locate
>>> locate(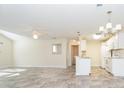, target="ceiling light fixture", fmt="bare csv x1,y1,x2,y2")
32,31,40,40
93,33,101,40
99,26,104,32
93,11,122,40
106,22,112,30
99,11,122,33
115,24,122,31
106,11,113,30
33,34,39,39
